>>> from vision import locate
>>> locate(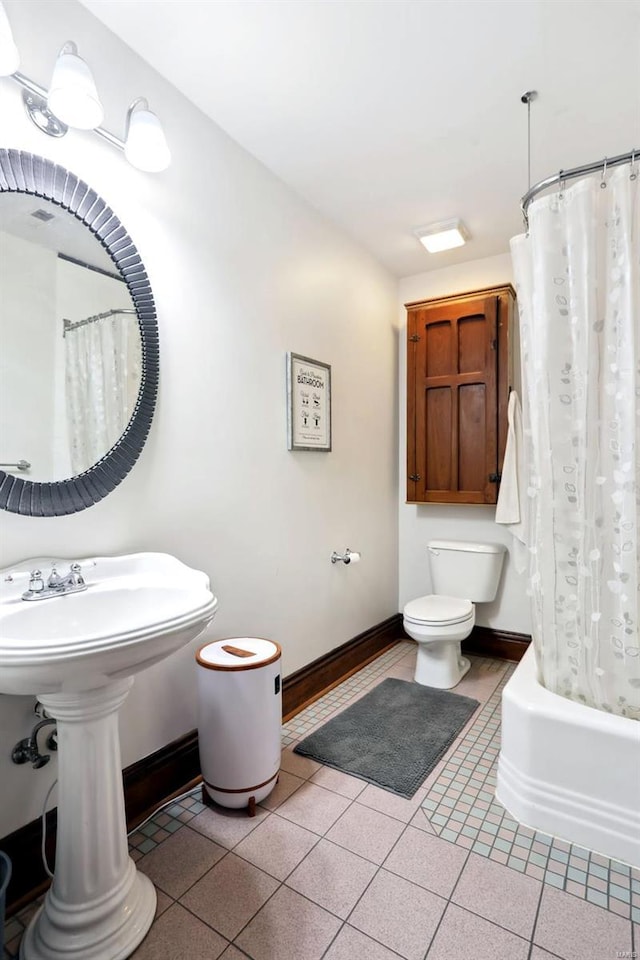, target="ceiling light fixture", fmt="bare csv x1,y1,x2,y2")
414,219,470,253
0,5,170,173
